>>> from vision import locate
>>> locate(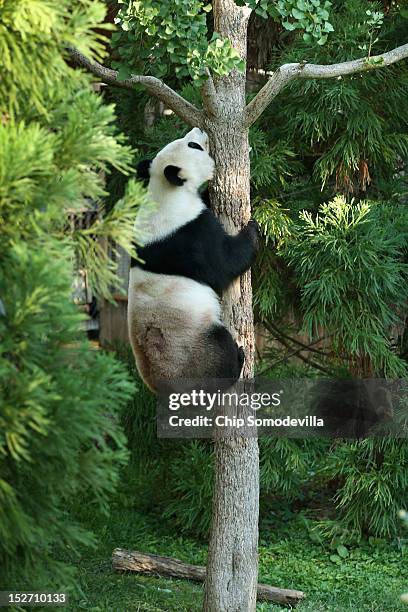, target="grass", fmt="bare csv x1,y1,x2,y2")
64,502,408,611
